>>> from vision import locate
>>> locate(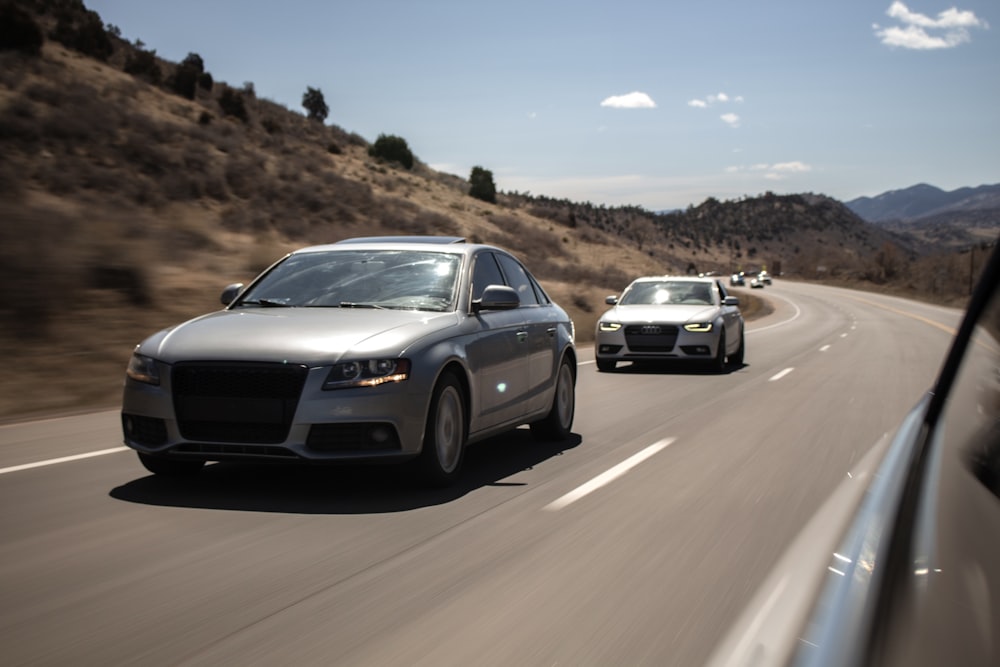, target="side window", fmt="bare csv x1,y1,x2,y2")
471,252,505,301
496,254,541,306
